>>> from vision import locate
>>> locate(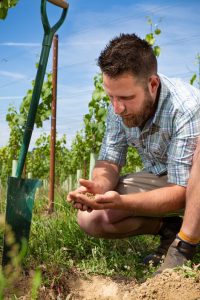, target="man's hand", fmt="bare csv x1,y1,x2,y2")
67,178,102,212
70,190,123,210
